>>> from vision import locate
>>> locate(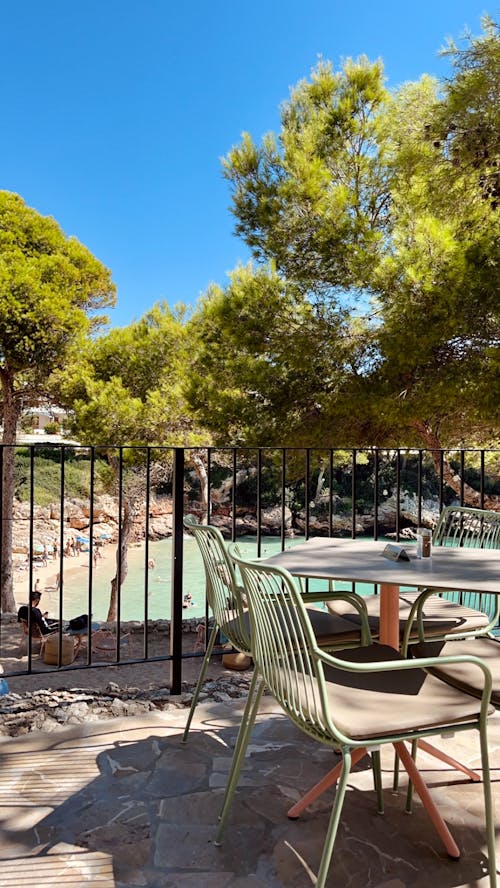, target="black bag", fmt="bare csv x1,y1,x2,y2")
69,613,88,631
